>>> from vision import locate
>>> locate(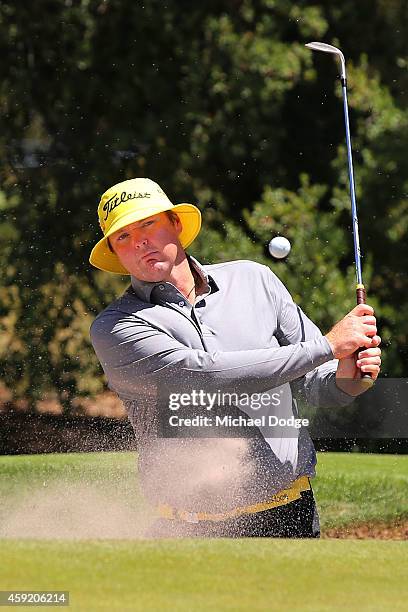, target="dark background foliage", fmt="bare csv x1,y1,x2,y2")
0,0,406,411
